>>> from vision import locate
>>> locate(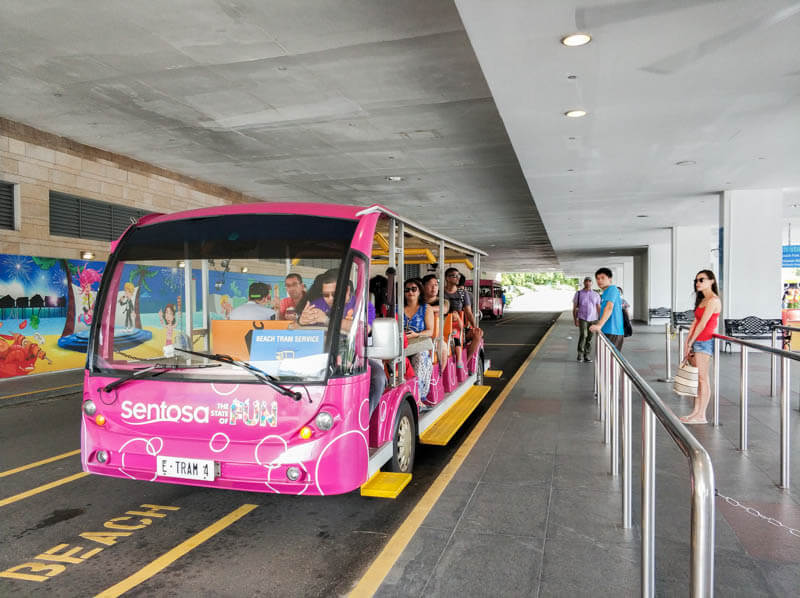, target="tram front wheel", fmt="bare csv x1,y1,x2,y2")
390,400,416,474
